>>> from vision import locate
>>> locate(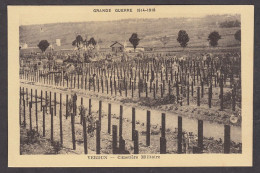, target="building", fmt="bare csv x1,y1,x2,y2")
20,43,28,49
56,39,61,46
110,41,124,53
20,47,41,55
124,46,144,52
